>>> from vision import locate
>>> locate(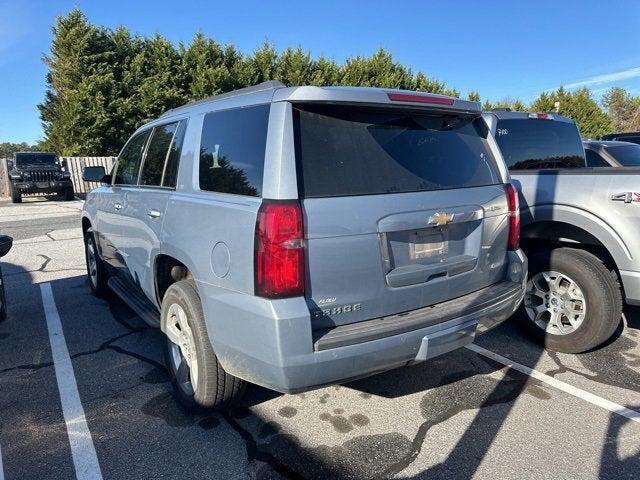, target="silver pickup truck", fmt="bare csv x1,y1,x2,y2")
484,110,639,353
